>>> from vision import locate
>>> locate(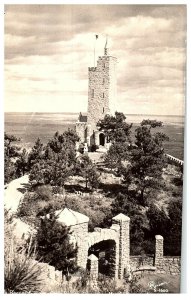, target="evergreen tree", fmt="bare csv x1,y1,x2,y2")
111,193,148,254
78,155,100,190
103,142,130,172
15,148,29,177
35,213,78,277
29,130,79,187
123,120,169,205
4,133,21,183
97,111,132,143
28,138,44,169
